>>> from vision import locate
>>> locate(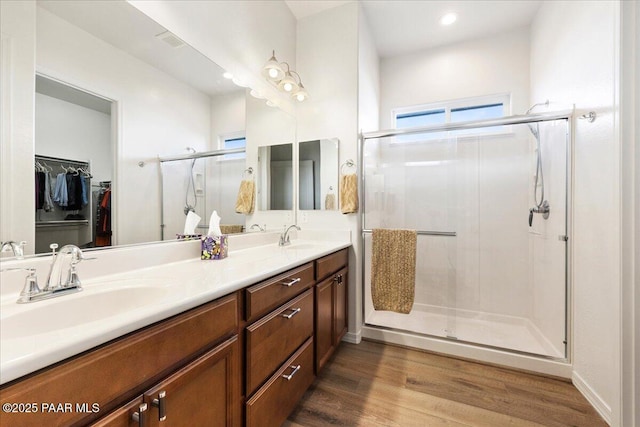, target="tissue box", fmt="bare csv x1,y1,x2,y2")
201,235,228,260
176,234,202,241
